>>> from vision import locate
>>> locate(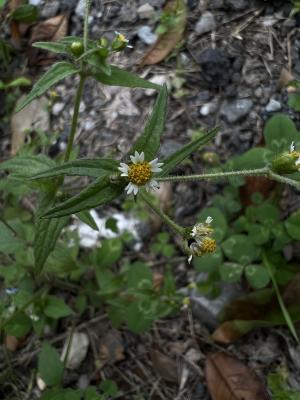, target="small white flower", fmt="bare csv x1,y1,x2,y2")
191,216,213,240
205,216,213,224
118,151,163,195
290,142,295,153
114,31,133,48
